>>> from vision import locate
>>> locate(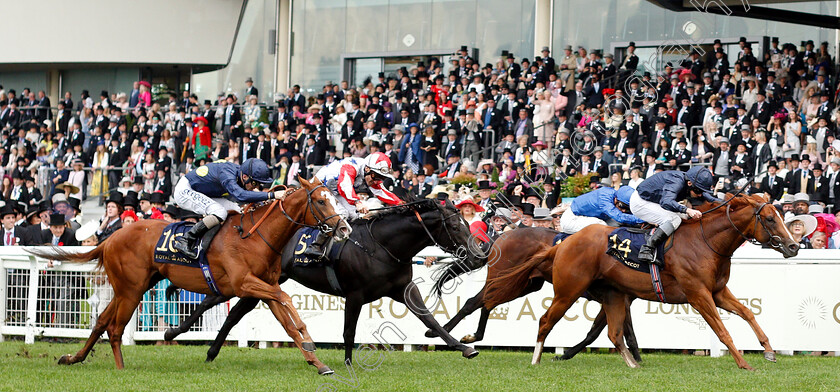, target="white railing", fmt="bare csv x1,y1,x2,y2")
2,246,840,354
